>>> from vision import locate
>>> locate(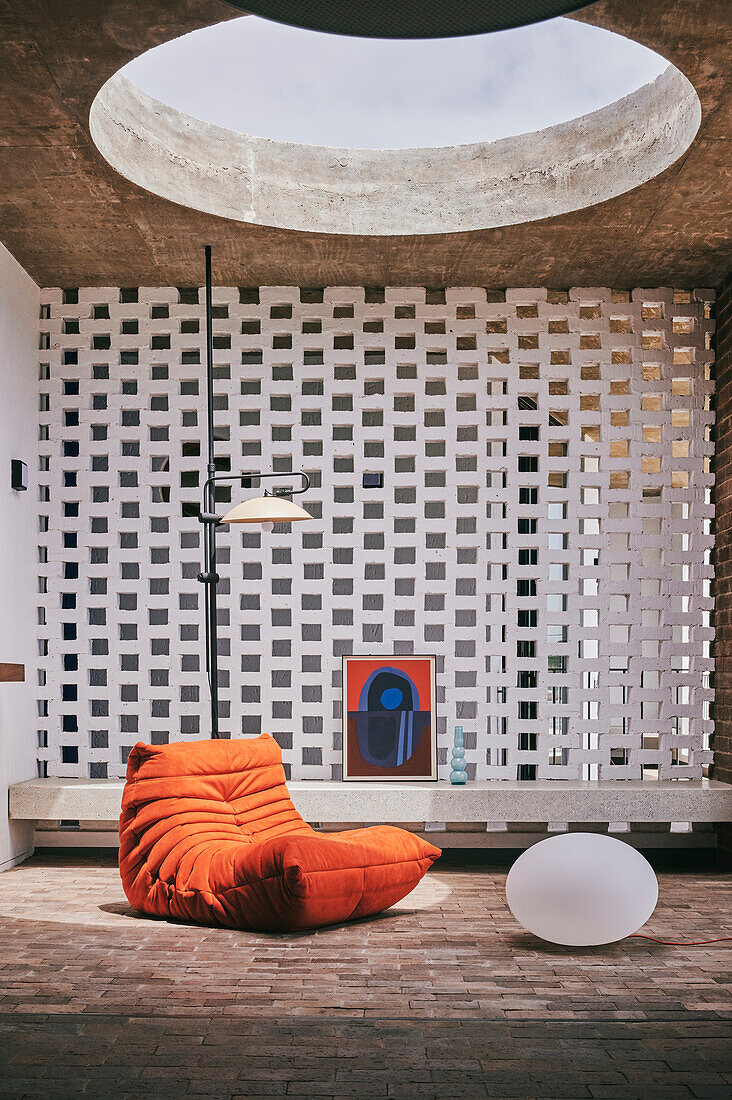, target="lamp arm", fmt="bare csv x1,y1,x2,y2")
199,469,310,515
